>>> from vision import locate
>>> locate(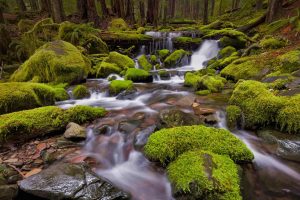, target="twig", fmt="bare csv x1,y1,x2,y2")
7,164,25,178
